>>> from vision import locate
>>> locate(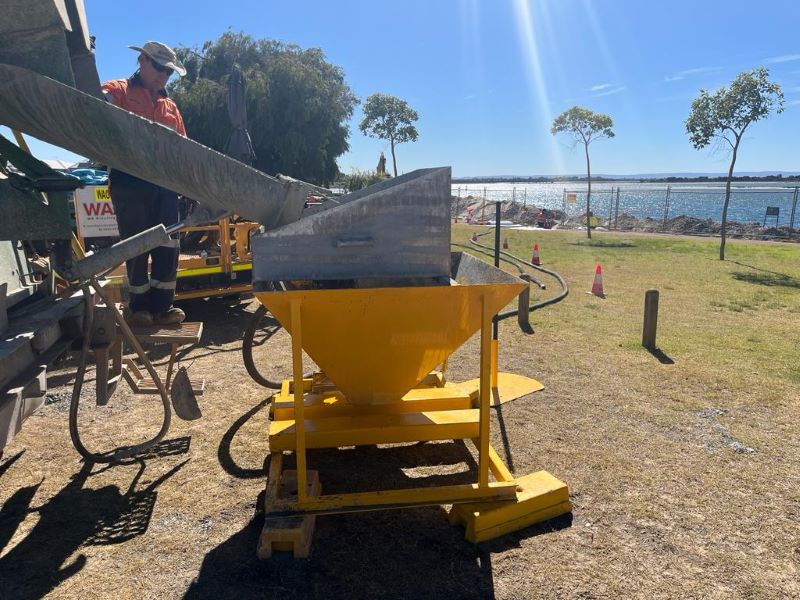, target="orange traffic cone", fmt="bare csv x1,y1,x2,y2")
588,264,605,297
471,232,478,242
531,243,541,266
502,238,509,249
